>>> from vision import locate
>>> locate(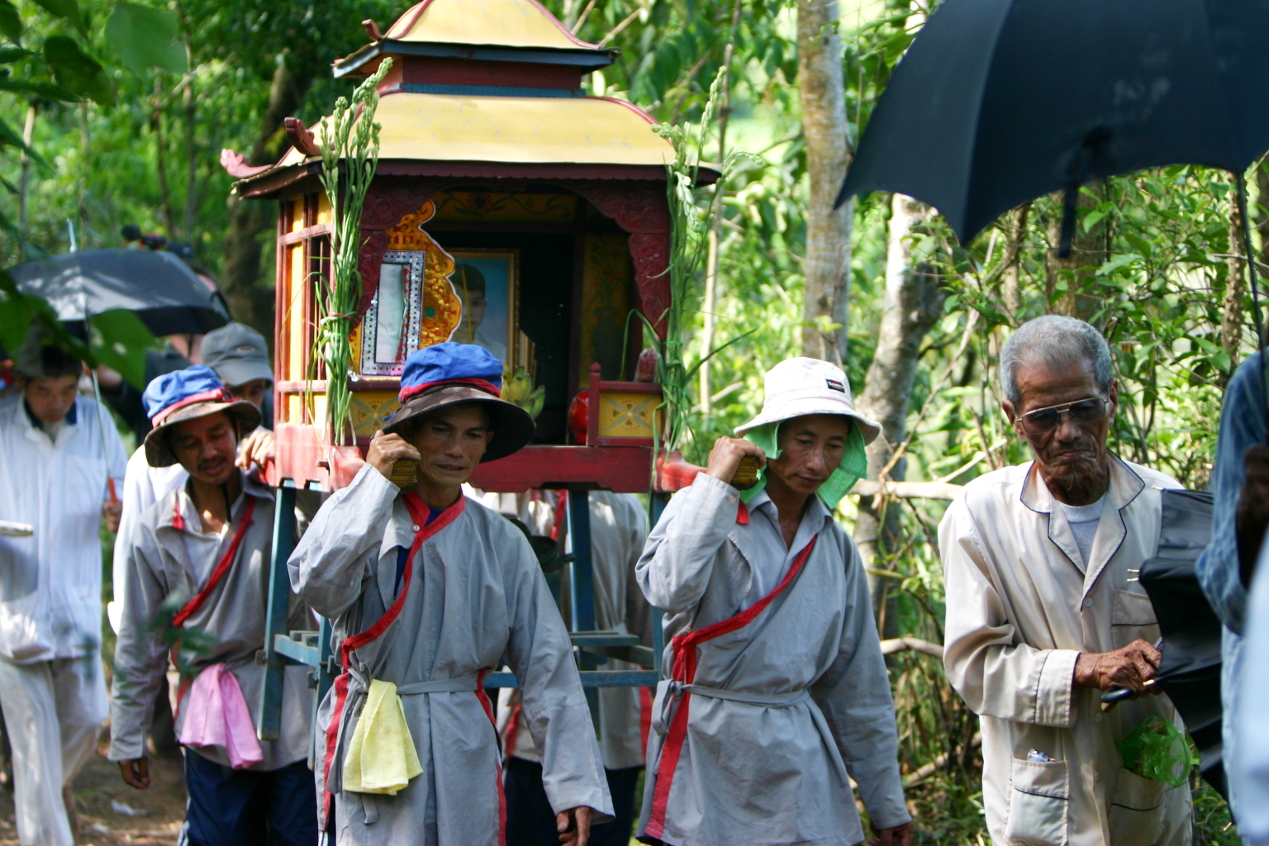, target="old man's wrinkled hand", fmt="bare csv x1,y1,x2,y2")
1073,639,1161,694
